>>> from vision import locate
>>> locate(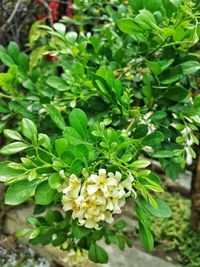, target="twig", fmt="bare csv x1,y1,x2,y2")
39,0,53,26
1,0,22,31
